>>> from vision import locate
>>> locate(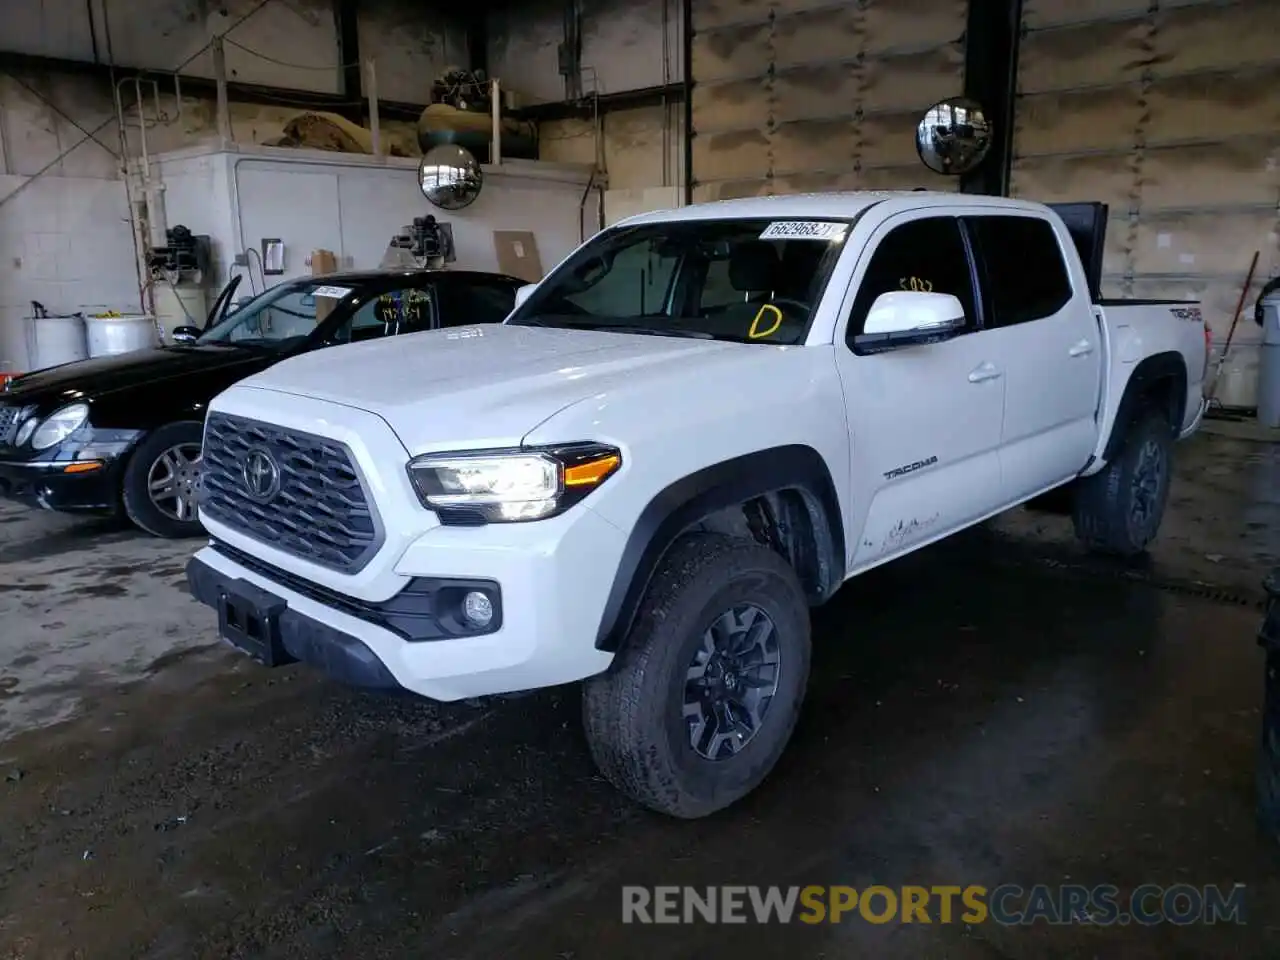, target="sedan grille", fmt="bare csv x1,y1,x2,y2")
0,404,34,449
199,412,382,573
